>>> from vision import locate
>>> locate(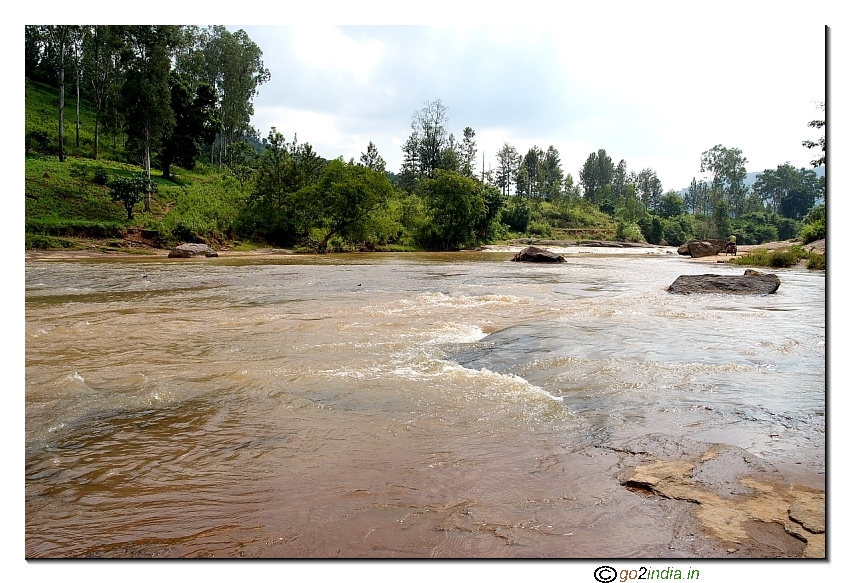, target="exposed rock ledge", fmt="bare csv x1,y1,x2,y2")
511,246,565,263
617,435,824,558
168,243,219,258
667,269,780,295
